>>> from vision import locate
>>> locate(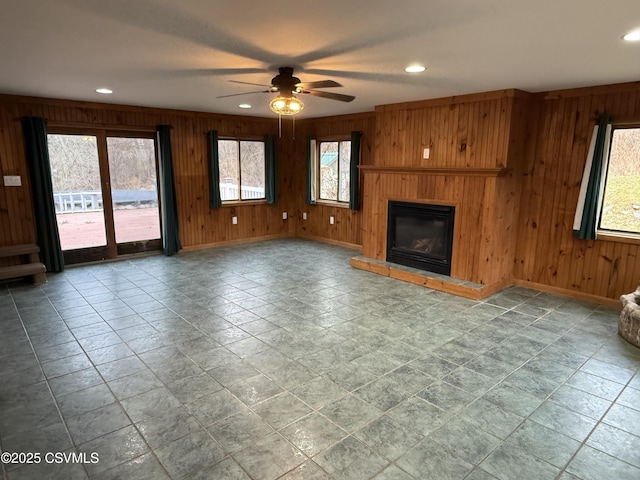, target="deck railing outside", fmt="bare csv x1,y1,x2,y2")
54,184,265,213
219,184,265,201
